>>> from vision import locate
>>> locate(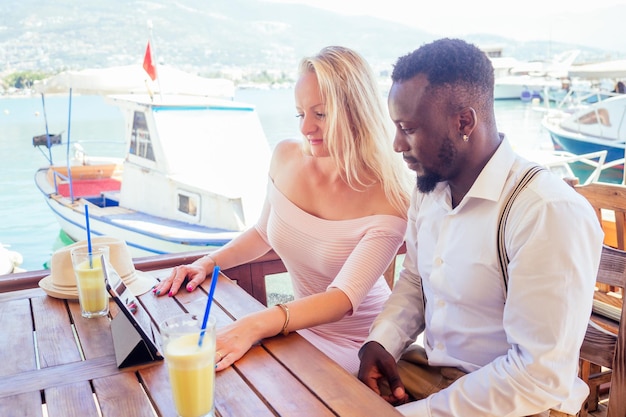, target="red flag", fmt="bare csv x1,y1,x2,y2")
143,42,157,81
